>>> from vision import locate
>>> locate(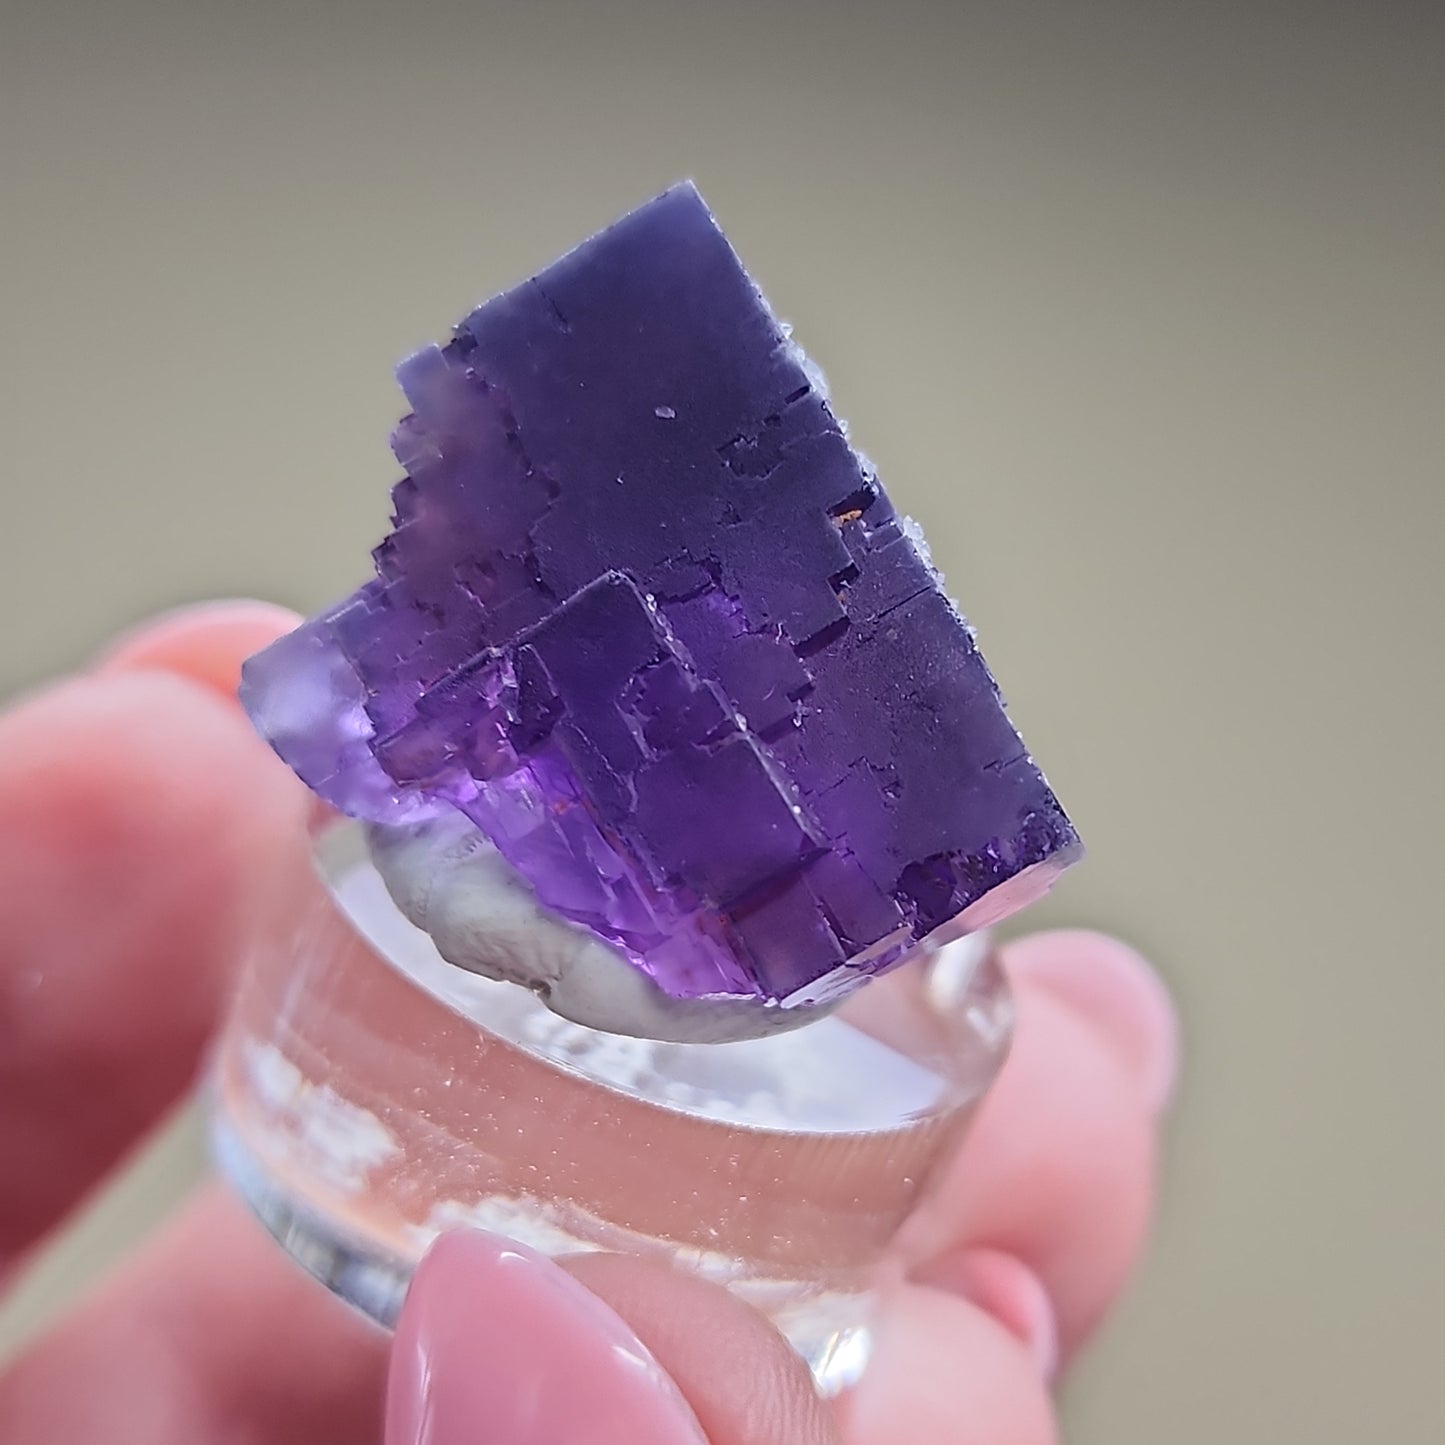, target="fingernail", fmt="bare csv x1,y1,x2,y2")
918,1248,1059,1381
1007,930,1180,1115
94,599,301,700
386,1231,707,1445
